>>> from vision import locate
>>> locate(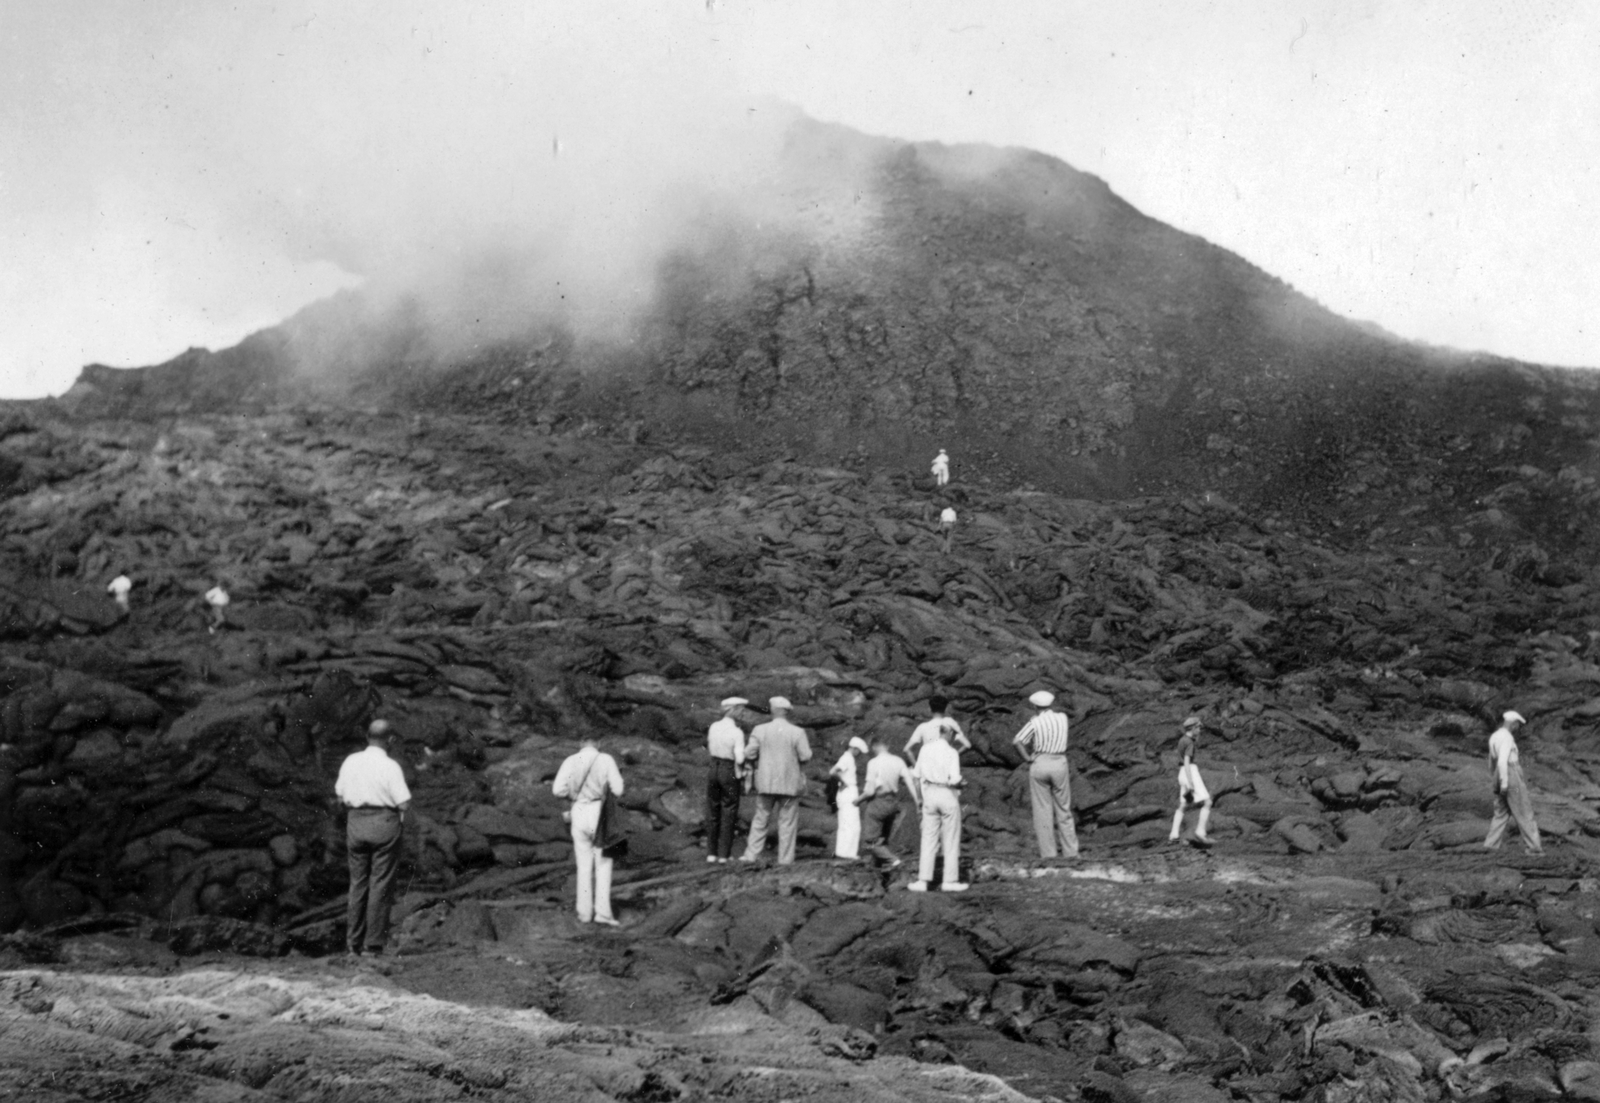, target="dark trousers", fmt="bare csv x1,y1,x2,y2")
705,758,741,859
861,794,904,863
347,808,403,952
